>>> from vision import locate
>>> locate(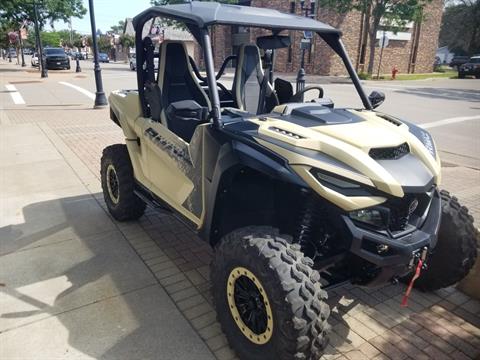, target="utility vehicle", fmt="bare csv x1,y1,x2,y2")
100,3,478,359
